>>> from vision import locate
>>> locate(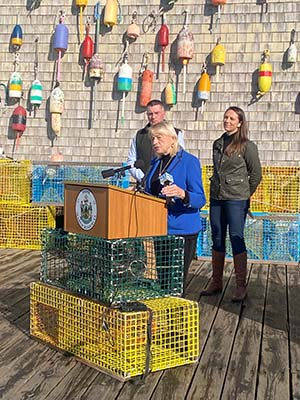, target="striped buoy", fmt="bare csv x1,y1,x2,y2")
30,79,43,107
9,71,22,99
118,56,132,121
165,79,176,106
257,50,272,97
197,65,211,113
11,24,23,51
11,105,27,150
